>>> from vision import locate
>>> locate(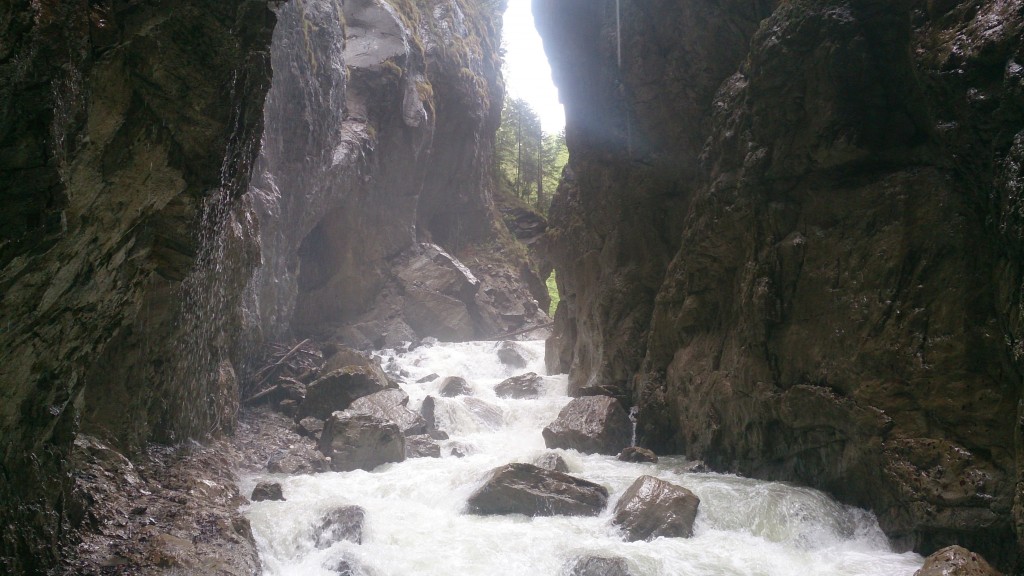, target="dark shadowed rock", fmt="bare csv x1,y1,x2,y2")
564,555,635,576
439,376,472,397
405,435,441,458
466,463,608,516
313,505,365,549
617,447,658,464
495,372,544,399
345,388,427,436
542,396,631,455
612,476,699,541
300,365,398,420
914,546,1002,576
497,341,528,368
266,444,329,475
448,442,475,458
318,413,405,472
675,460,709,474
251,482,284,502
535,452,569,473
